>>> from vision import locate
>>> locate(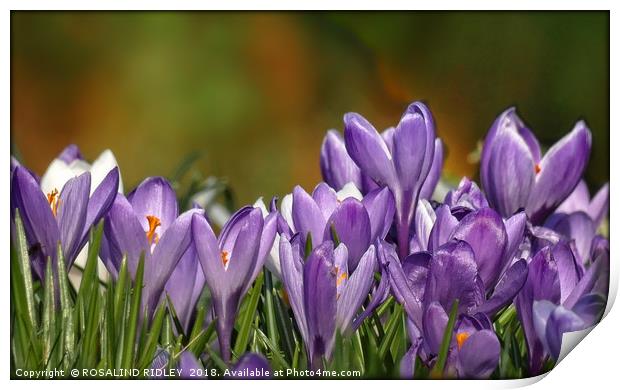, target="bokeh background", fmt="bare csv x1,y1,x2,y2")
11,12,609,205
